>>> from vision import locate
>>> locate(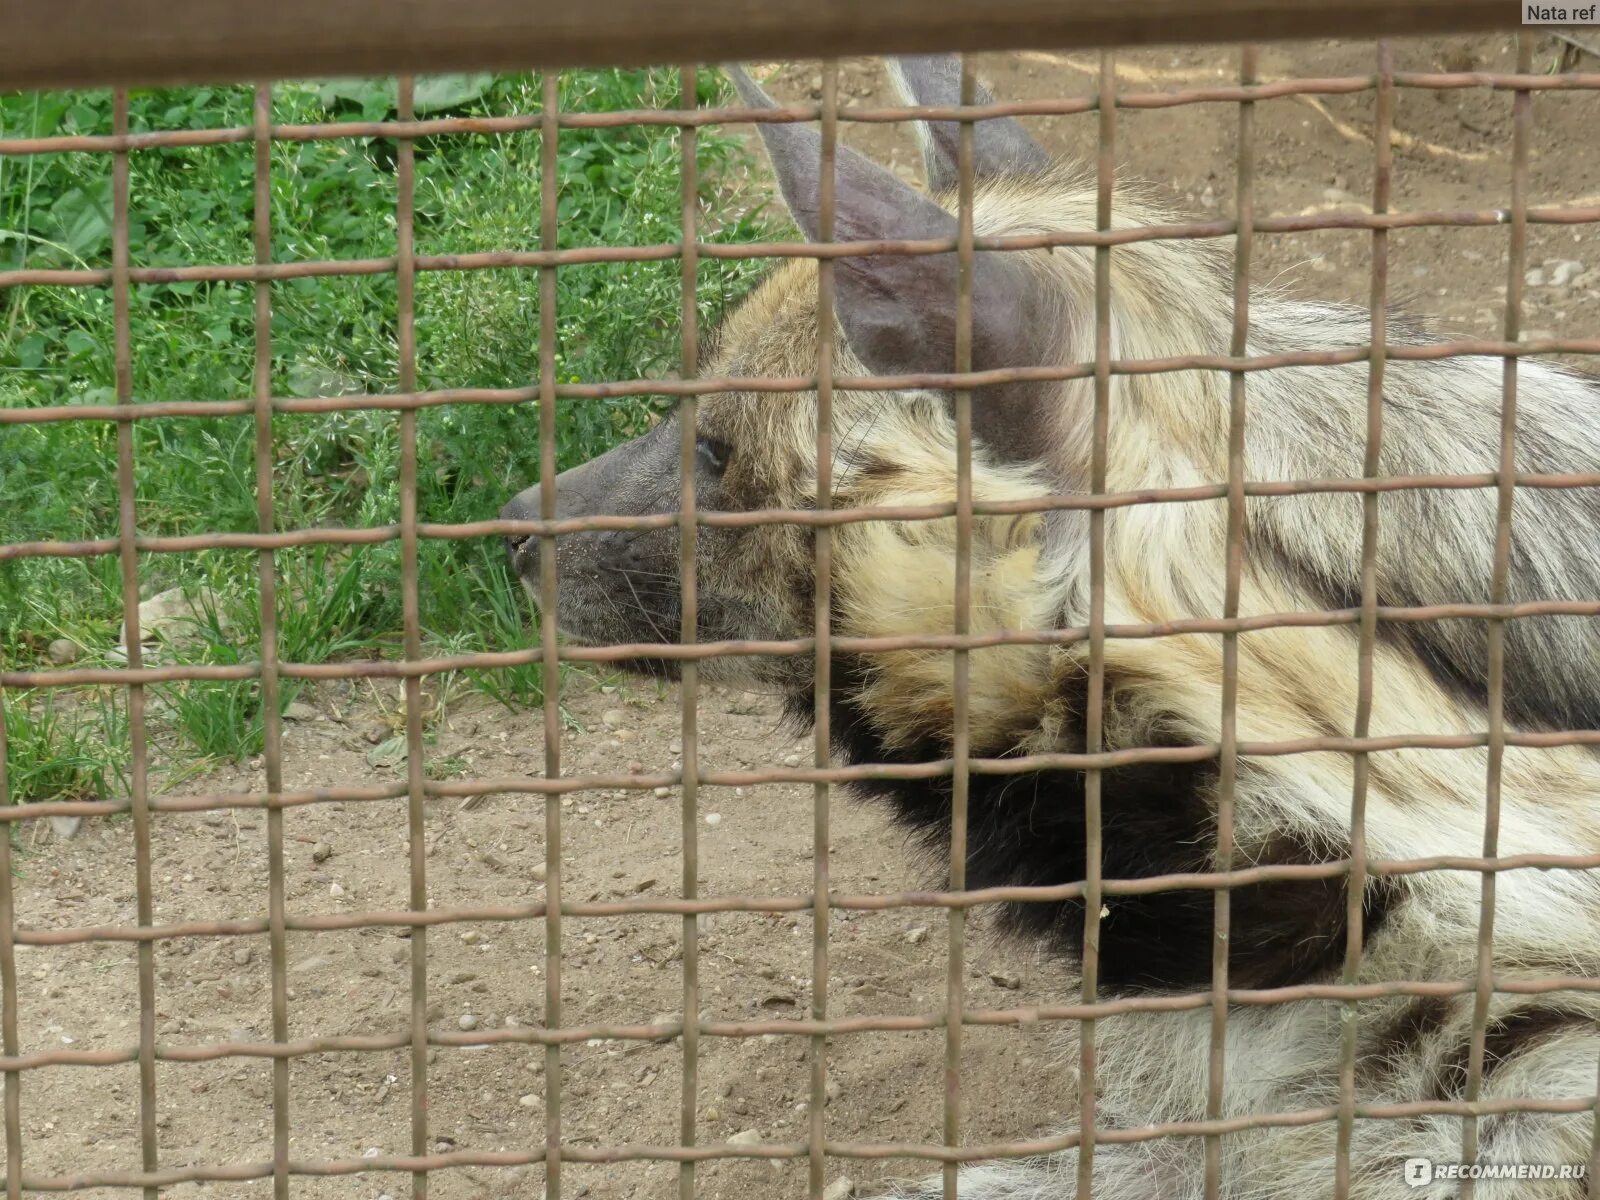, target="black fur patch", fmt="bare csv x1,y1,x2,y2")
1361,996,1456,1081
1429,1006,1596,1101
801,659,1399,995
